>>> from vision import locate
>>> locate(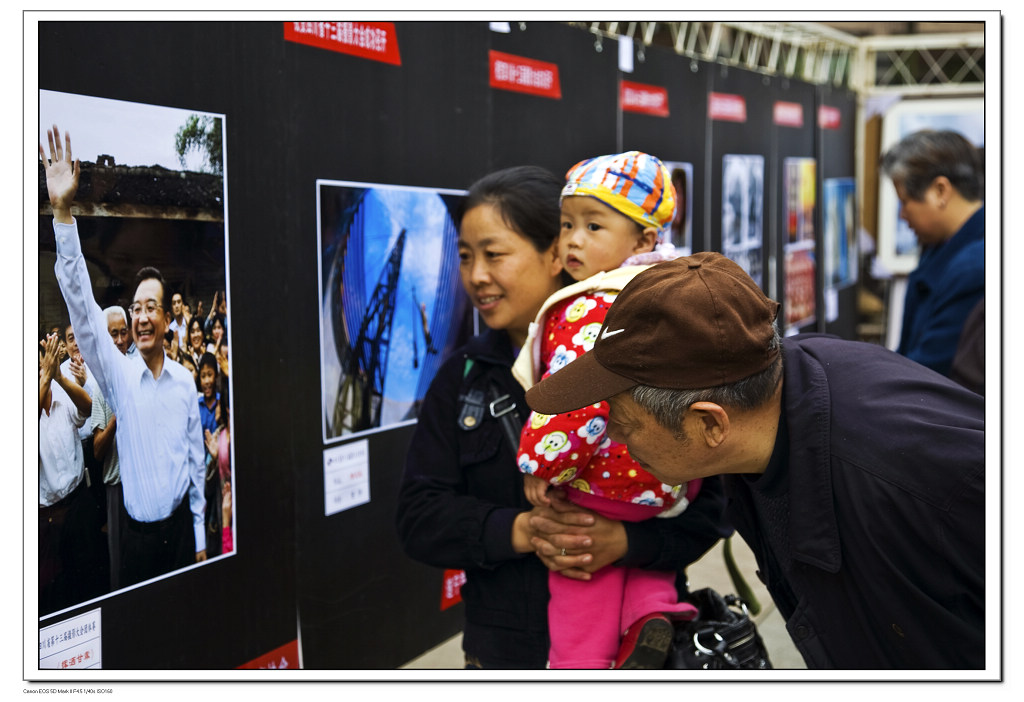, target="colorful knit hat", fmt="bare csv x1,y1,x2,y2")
561,151,677,232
